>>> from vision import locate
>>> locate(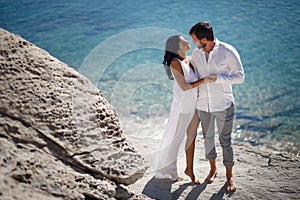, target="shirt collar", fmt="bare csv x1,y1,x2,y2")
214,38,220,49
